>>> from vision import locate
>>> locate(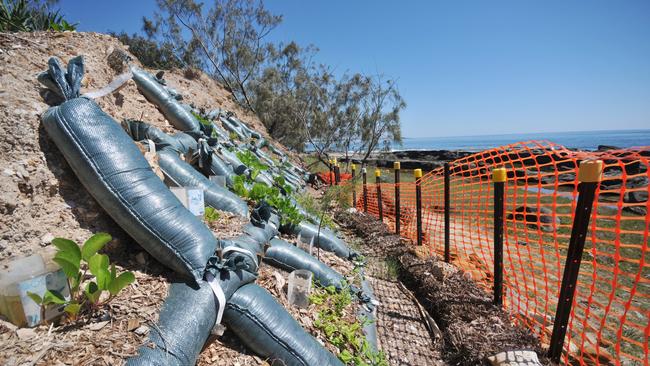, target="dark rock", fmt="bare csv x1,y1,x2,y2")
624,191,648,203
597,145,620,151
623,206,647,216
507,206,560,231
